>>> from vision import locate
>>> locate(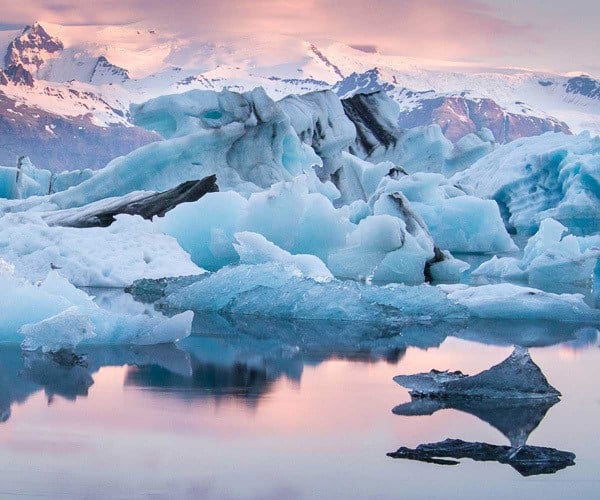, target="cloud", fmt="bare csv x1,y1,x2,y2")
0,0,532,61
